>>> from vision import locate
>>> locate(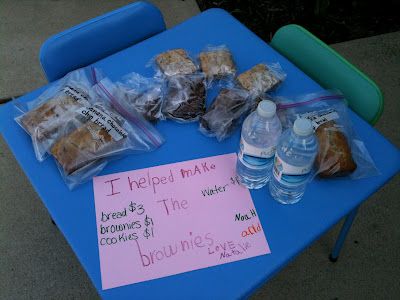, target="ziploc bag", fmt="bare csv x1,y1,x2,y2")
162,73,206,122
199,86,250,141
276,90,379,179
101,72,165,122
15,67,102,161
50,78,164,189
